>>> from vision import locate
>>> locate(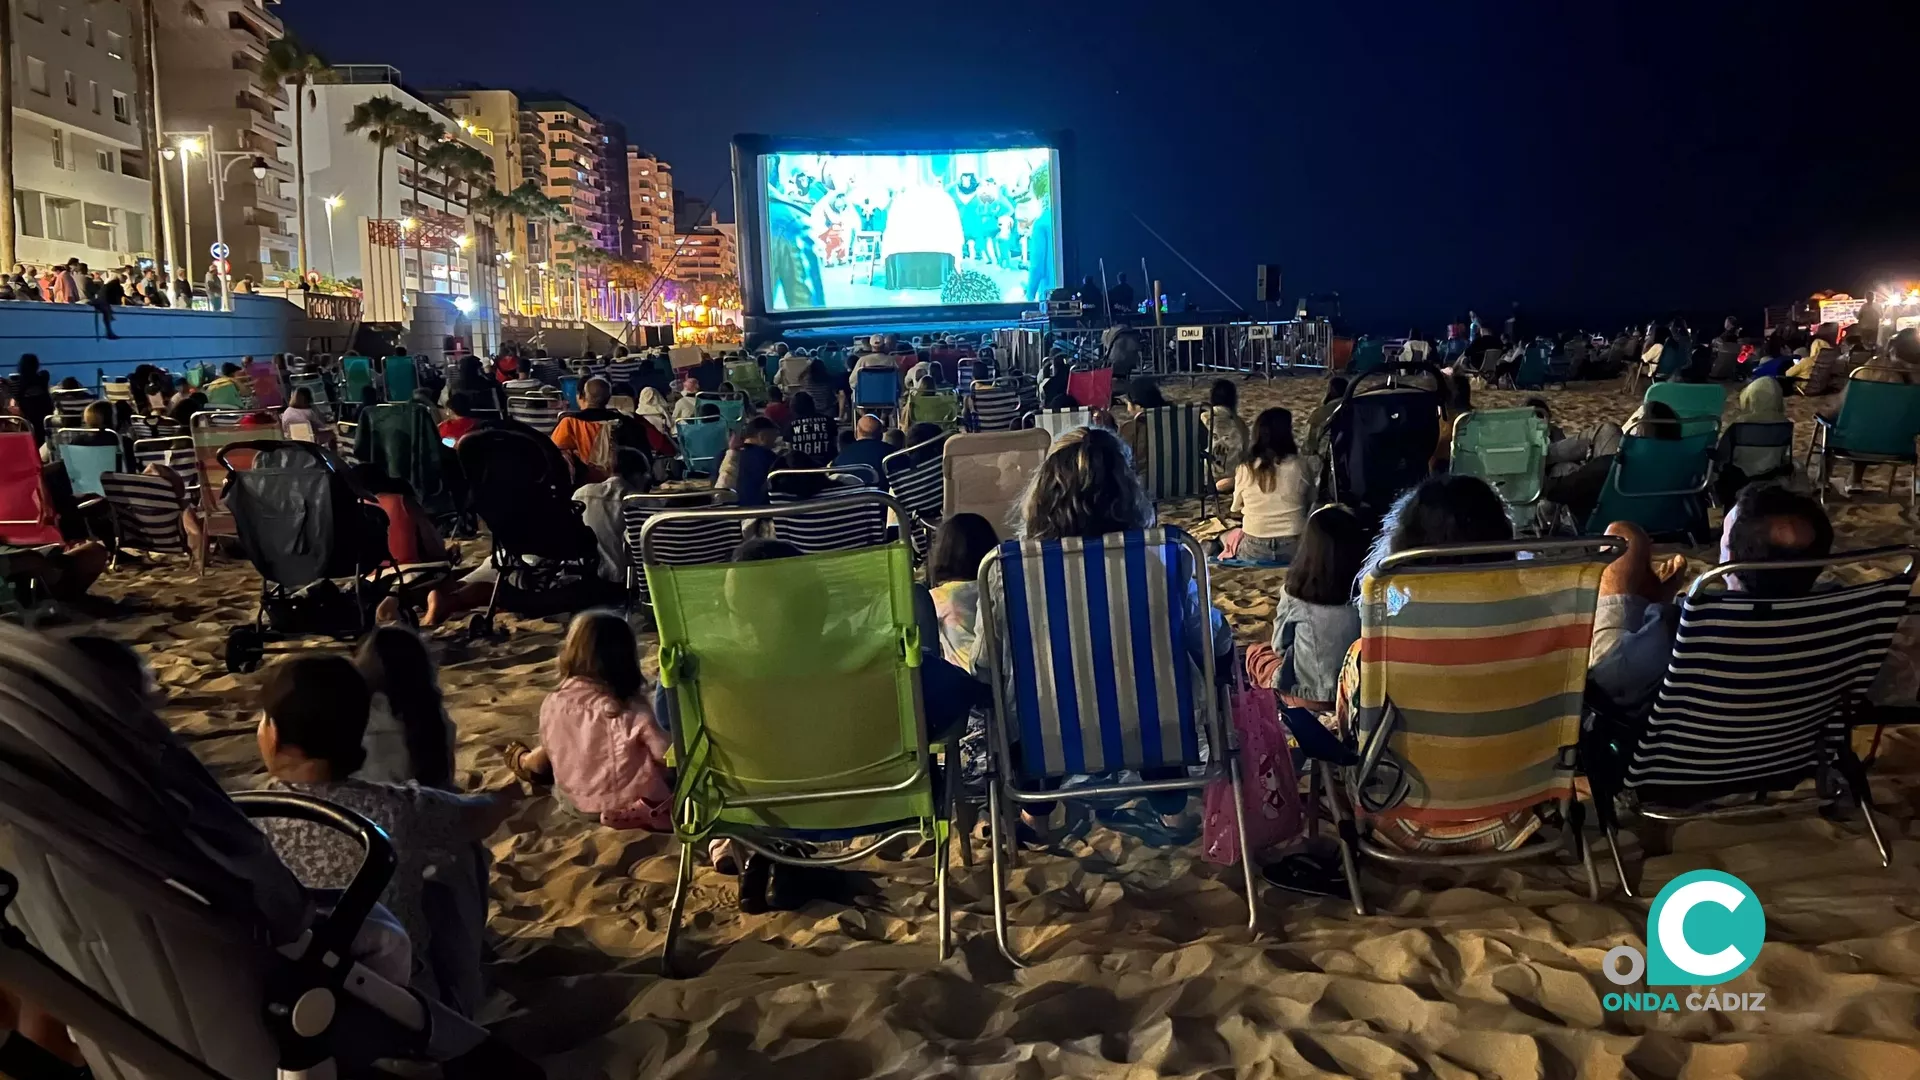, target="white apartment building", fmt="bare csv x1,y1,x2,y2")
286,67,494,301
7,0,154,269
